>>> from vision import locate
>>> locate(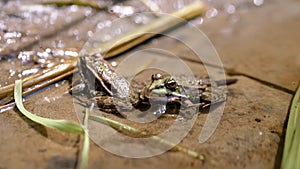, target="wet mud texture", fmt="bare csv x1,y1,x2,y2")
0,0,299,169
